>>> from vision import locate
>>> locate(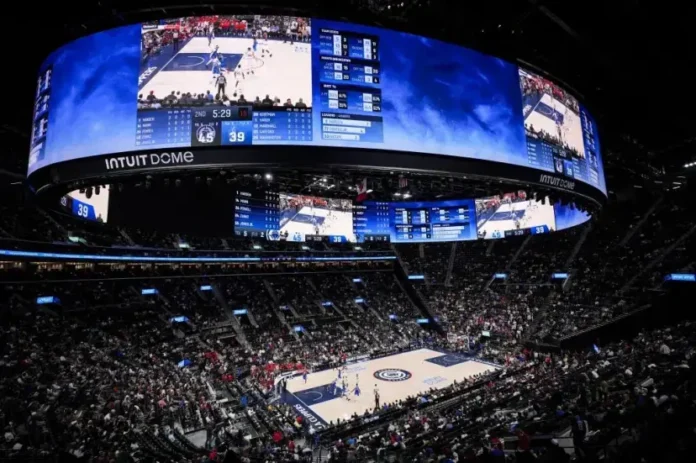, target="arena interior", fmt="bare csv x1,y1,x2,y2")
1,1,695,463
